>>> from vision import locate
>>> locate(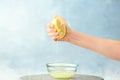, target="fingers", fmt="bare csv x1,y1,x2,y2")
48,32,58,37
47,23,58,41
47,23,56,34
